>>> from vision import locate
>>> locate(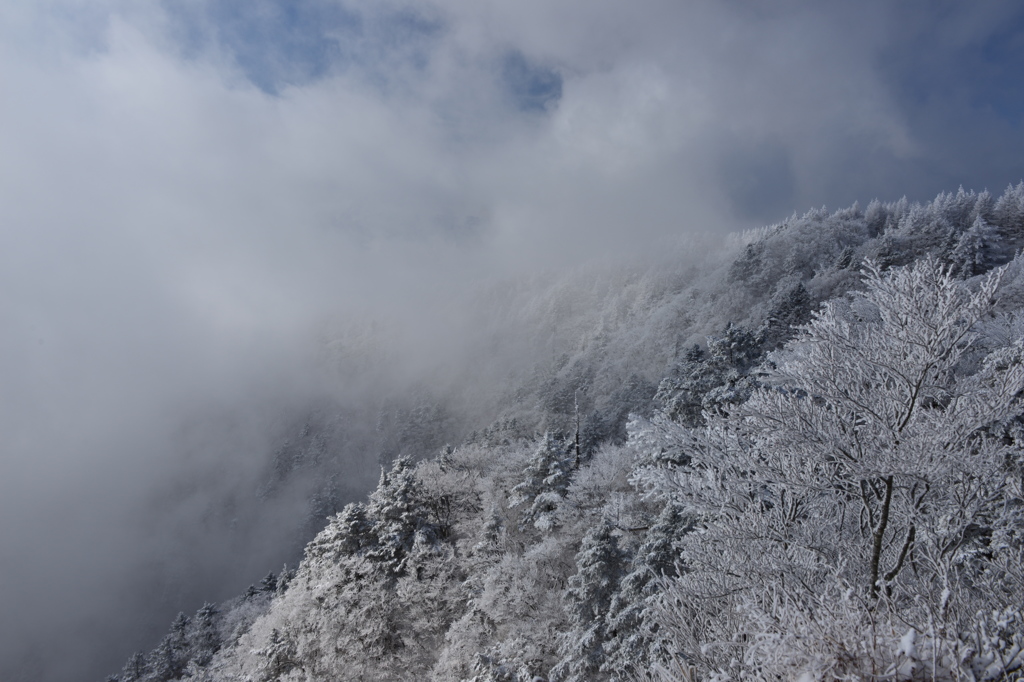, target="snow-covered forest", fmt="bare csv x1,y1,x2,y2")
105,184,1024,681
